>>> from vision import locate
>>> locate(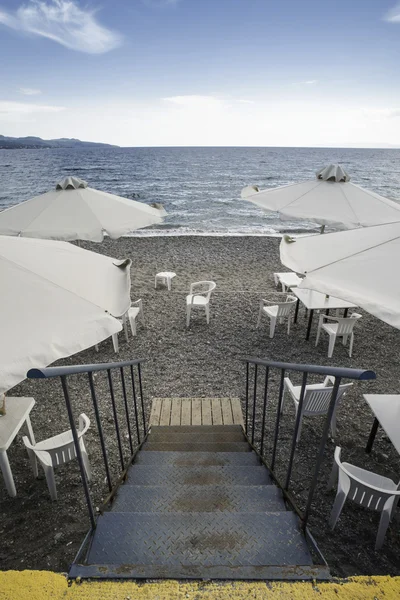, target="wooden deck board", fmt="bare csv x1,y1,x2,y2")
159,398,172,426
149,398,244,428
